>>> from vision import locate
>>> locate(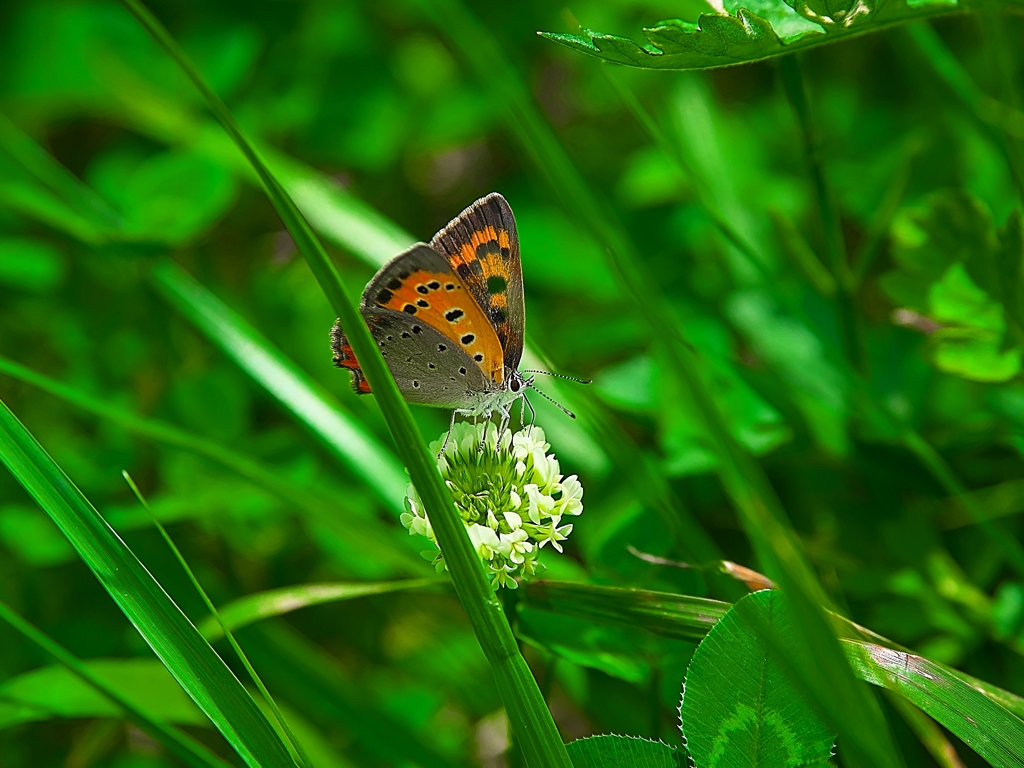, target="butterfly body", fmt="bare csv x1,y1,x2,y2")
332,193,530,427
